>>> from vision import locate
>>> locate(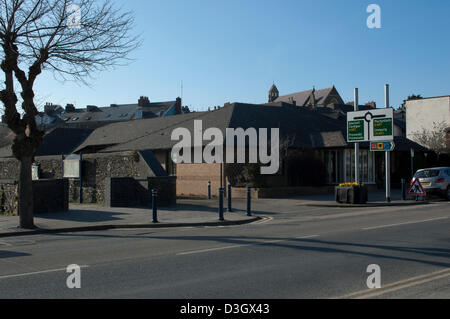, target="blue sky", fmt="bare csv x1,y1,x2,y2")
34,0,450,111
